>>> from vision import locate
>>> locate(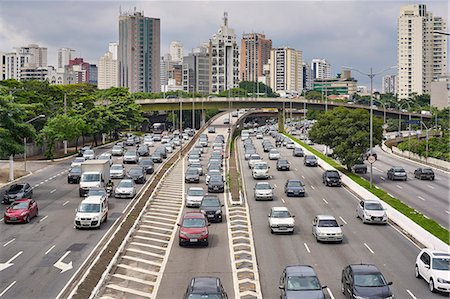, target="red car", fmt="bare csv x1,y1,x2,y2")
178,212,210,246
4,199,38,223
